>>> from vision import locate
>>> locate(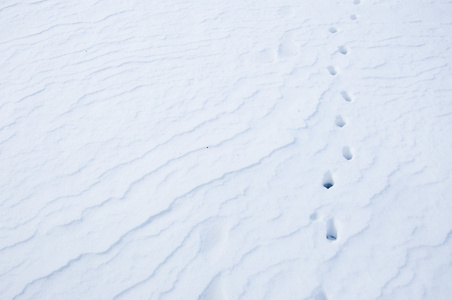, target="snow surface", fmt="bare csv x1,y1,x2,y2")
1,0,452,299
